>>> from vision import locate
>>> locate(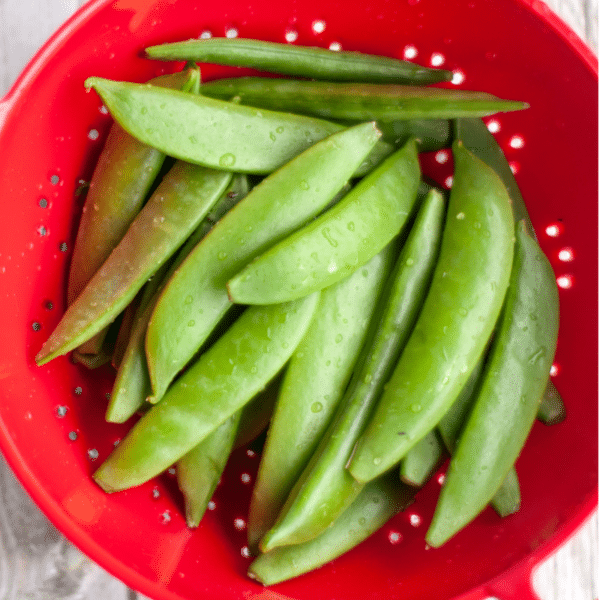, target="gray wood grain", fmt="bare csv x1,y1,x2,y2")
0,1,597,599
